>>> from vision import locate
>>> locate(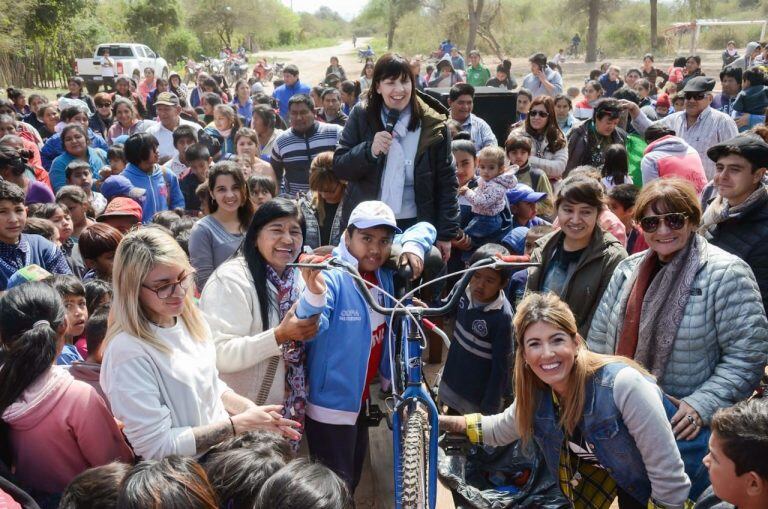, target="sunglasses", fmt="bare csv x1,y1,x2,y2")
684,92,706,101
528,110,549,118
596,109,621,120
639,212,687,233
97,102,112,107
